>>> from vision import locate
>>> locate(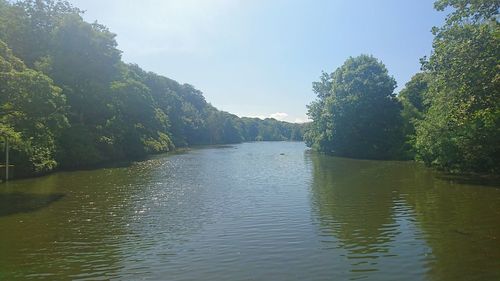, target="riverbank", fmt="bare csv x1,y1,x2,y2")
0,141,303,183
3,141,498,187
